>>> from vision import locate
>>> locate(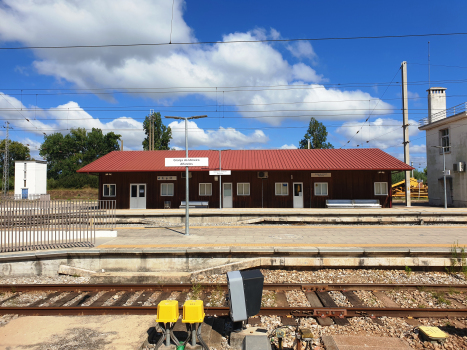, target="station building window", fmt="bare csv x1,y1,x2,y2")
439,128,450,153
275,183,289,195
314,182,328,196
374,182,388,196
161,183,174,196
103,184,116,197
199,183,212,196
237,183,250,196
